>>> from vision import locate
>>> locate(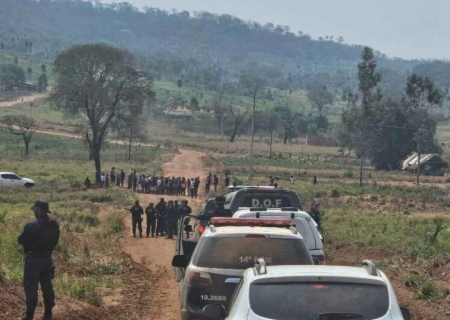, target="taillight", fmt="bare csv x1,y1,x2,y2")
198,225,205,235
185,269,213,287
314,254,326,265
